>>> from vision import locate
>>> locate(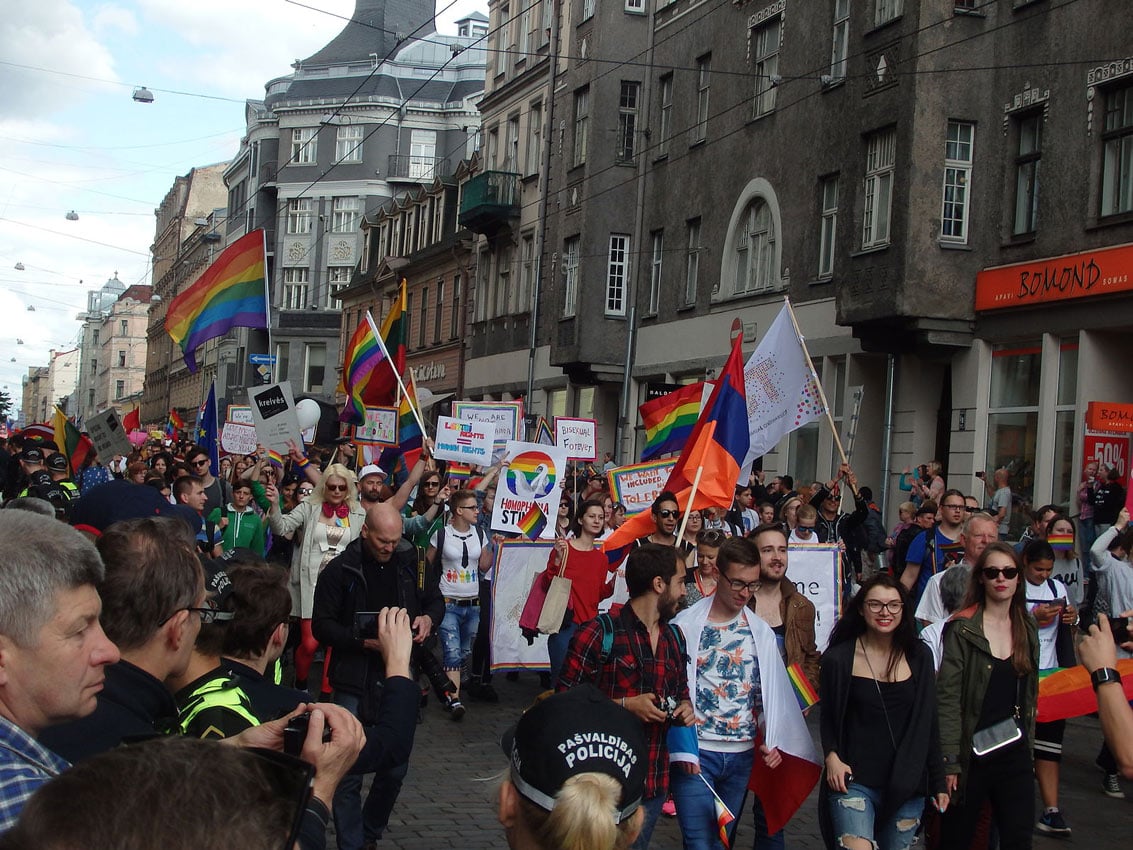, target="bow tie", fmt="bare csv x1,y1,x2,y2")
322,503,349,519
